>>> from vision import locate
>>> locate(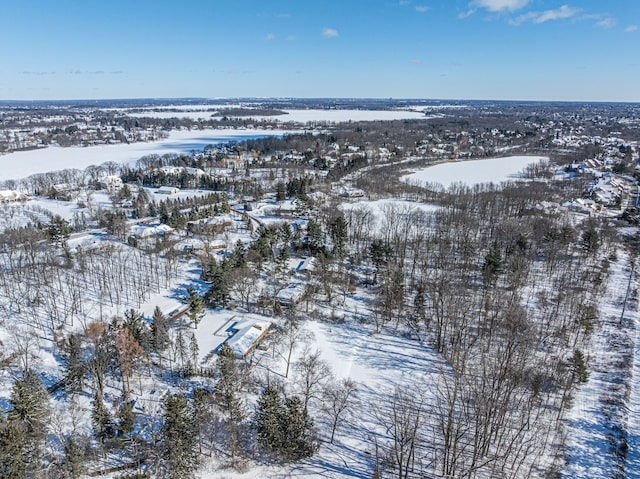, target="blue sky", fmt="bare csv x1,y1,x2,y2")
0,0,638,101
